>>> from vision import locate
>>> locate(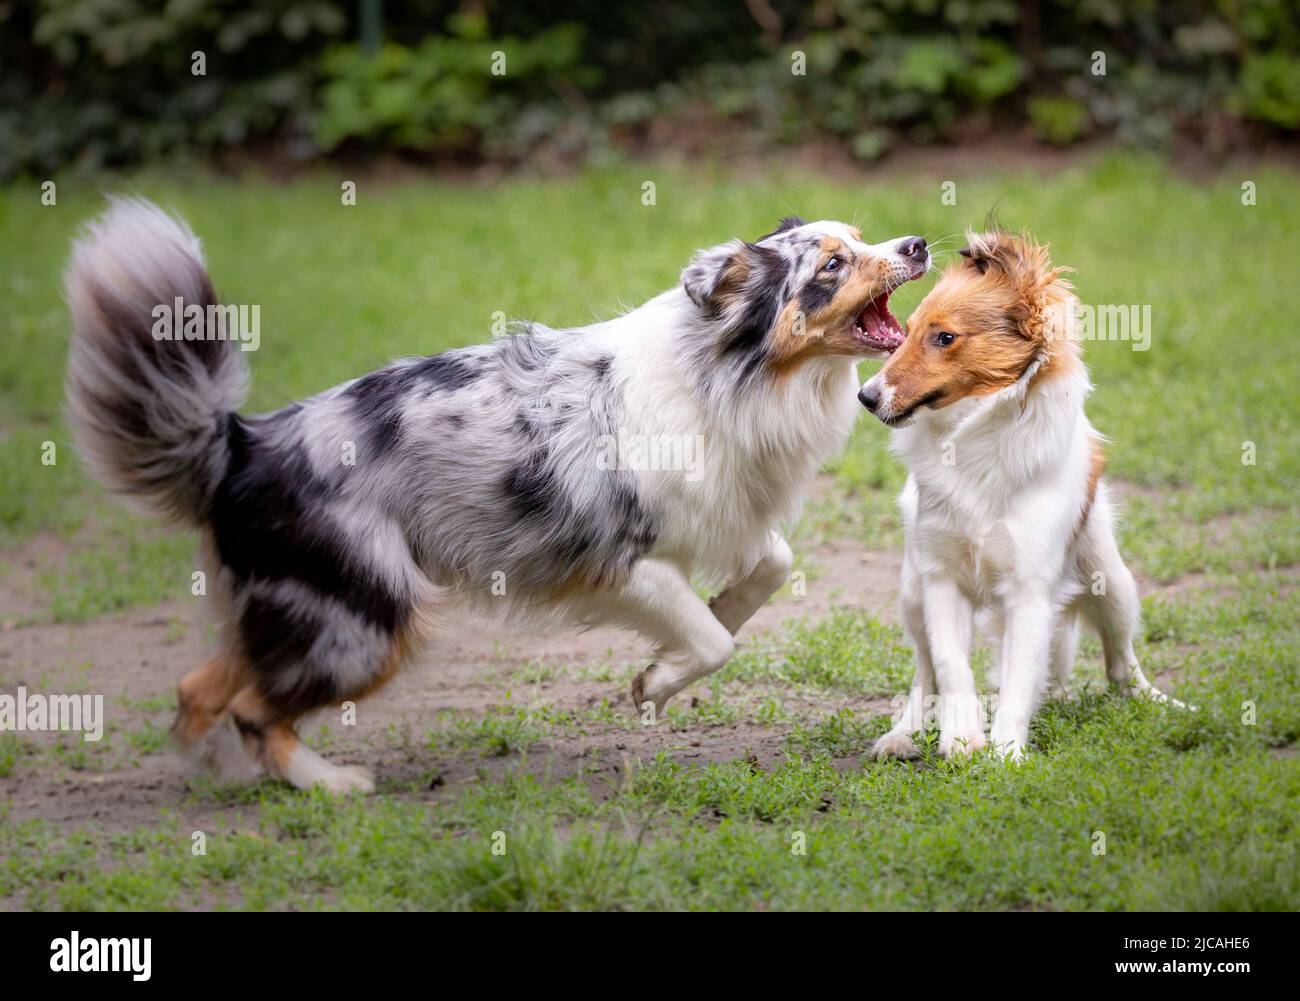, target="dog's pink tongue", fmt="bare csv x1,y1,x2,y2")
862,302,905,350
